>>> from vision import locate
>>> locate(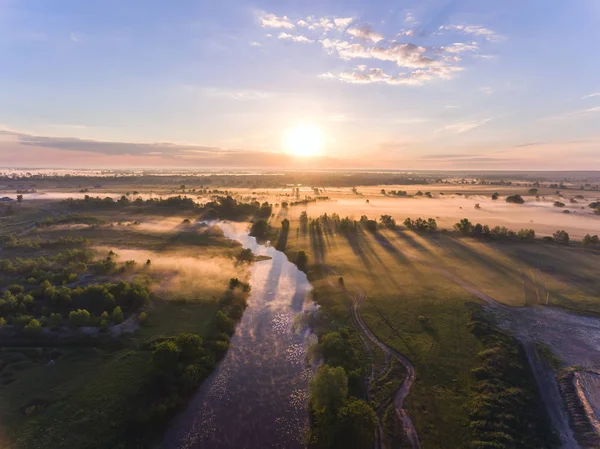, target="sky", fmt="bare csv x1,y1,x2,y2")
0,0,599,170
